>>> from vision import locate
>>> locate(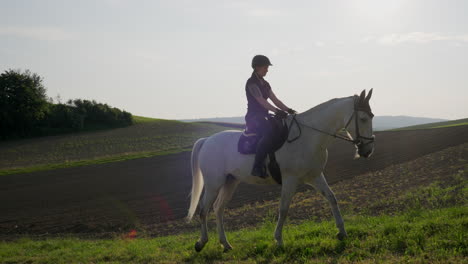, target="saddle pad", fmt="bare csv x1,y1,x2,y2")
237,116,289,155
